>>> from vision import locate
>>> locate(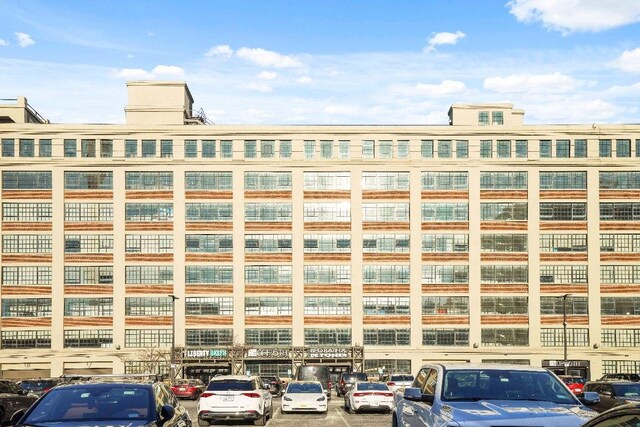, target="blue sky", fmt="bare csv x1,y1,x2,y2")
1,0,640,125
